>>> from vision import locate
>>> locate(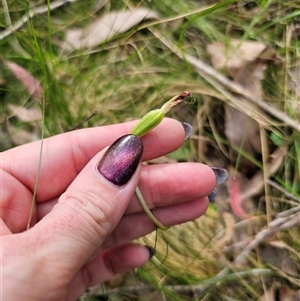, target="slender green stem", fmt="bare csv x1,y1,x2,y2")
135,187,169,230
26,21,47,230
131,91,191,230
